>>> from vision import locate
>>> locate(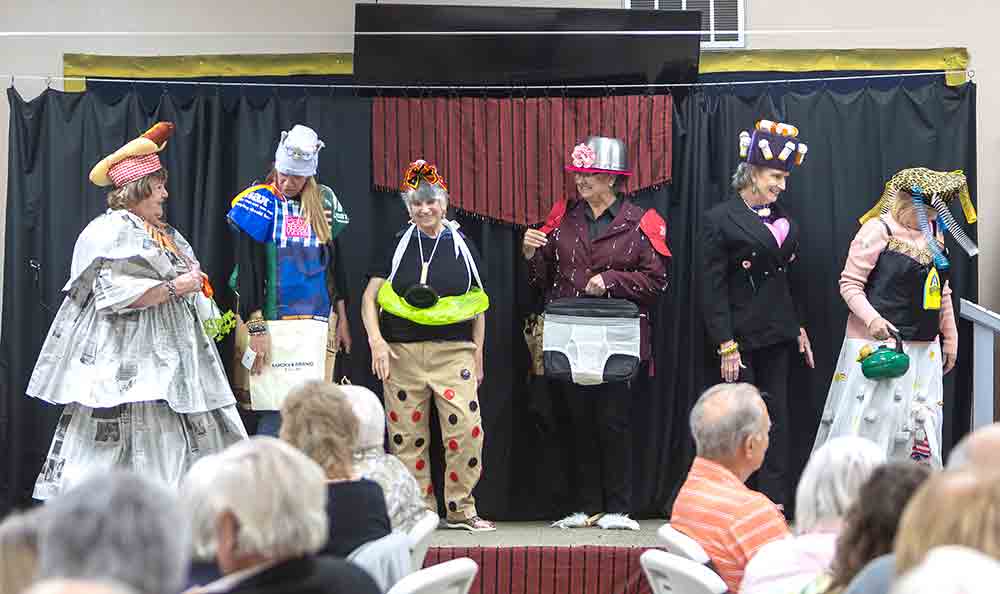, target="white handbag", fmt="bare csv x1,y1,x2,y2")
250,318,328,411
